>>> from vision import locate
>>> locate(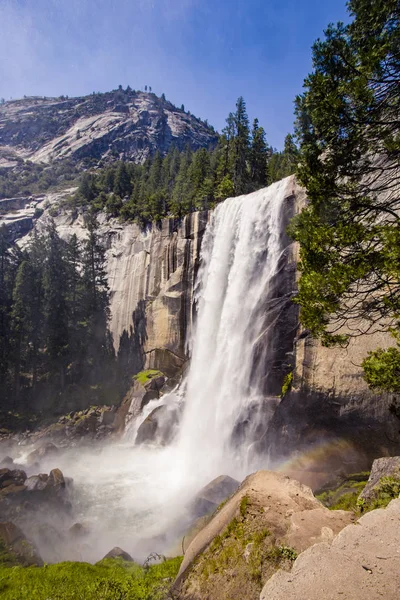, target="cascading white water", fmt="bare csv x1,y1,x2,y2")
15,178,293,563
174,177,290,482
